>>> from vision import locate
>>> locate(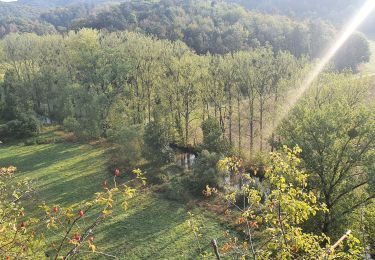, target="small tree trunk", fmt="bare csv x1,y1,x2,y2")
237,93,242,151
147,90,151,123
185,100,189,145
322,195,332,234
259,98,264,152
249,97,254,154
219,106,225,134
229,92,233,145
271,91,278,152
